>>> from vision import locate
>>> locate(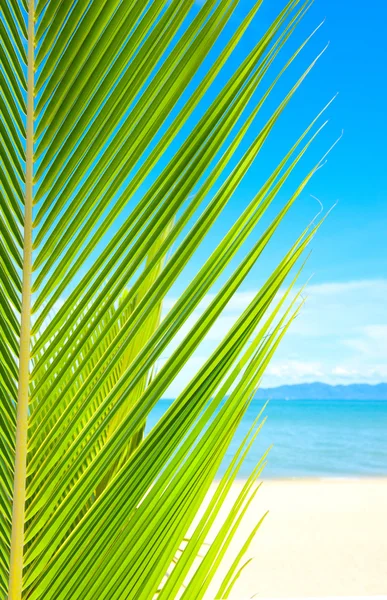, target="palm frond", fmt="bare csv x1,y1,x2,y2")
0,0,334,598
